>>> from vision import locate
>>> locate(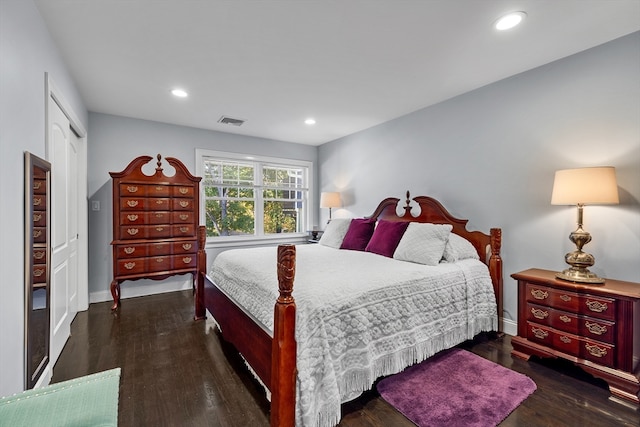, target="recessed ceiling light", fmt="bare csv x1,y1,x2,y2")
171,88,188,98
494,11,526,31
305,118,316,125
